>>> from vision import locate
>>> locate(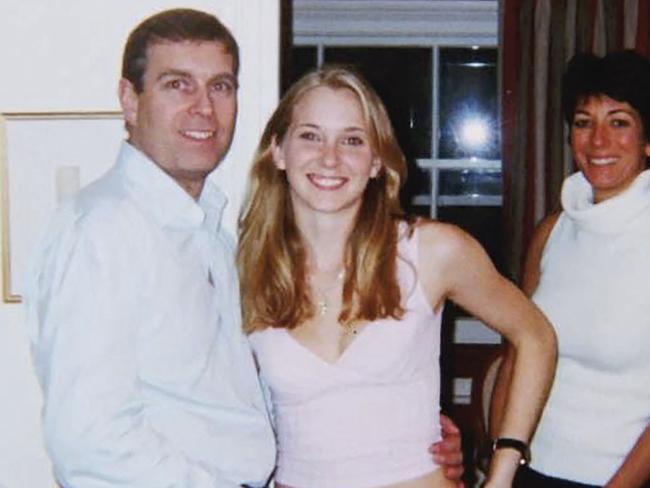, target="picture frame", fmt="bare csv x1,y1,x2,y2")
1,111,125,303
